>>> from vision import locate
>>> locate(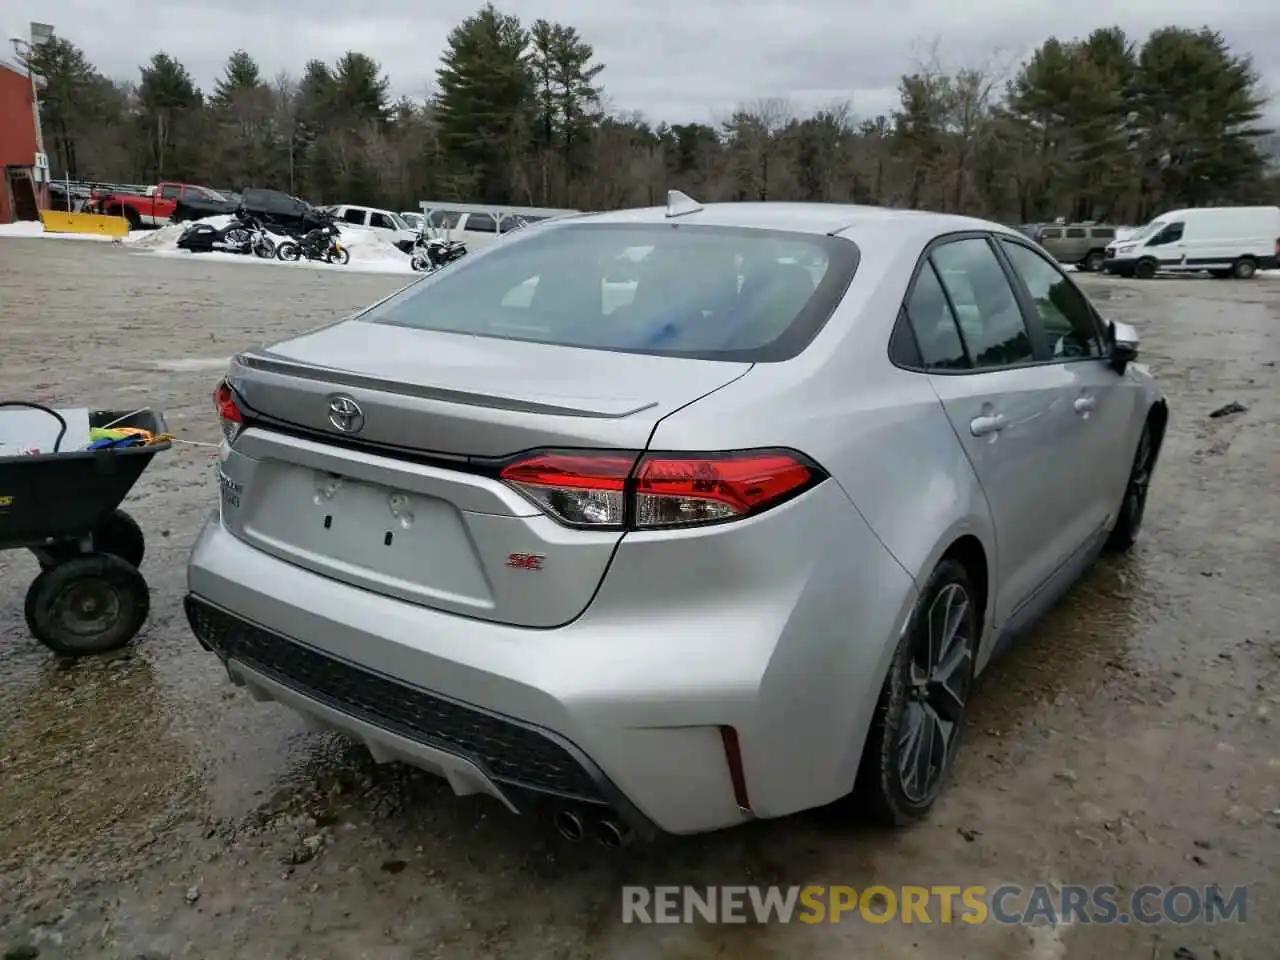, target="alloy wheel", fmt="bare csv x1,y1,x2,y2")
897,582,974,804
